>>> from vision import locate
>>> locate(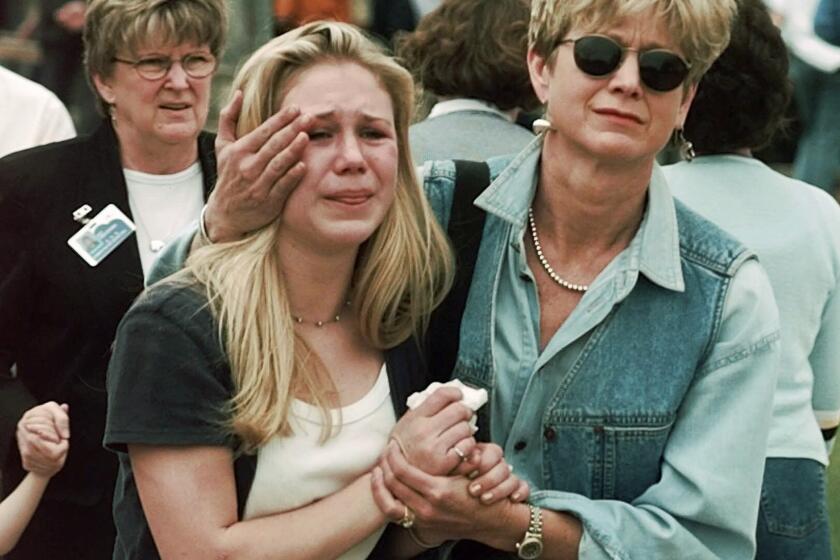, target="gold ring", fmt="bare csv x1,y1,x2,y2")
452,446,467,462
398,505,415,529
